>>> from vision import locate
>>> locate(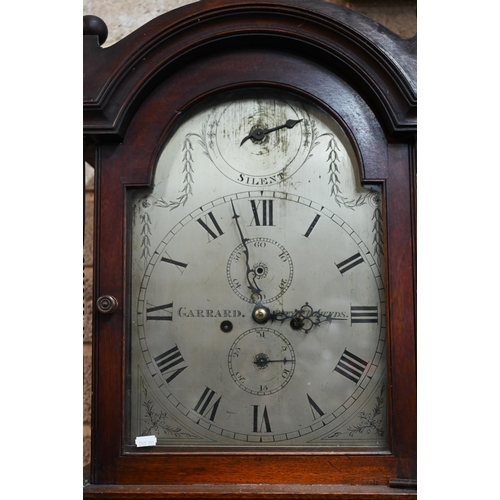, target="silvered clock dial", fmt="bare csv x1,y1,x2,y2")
128,90,387,448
